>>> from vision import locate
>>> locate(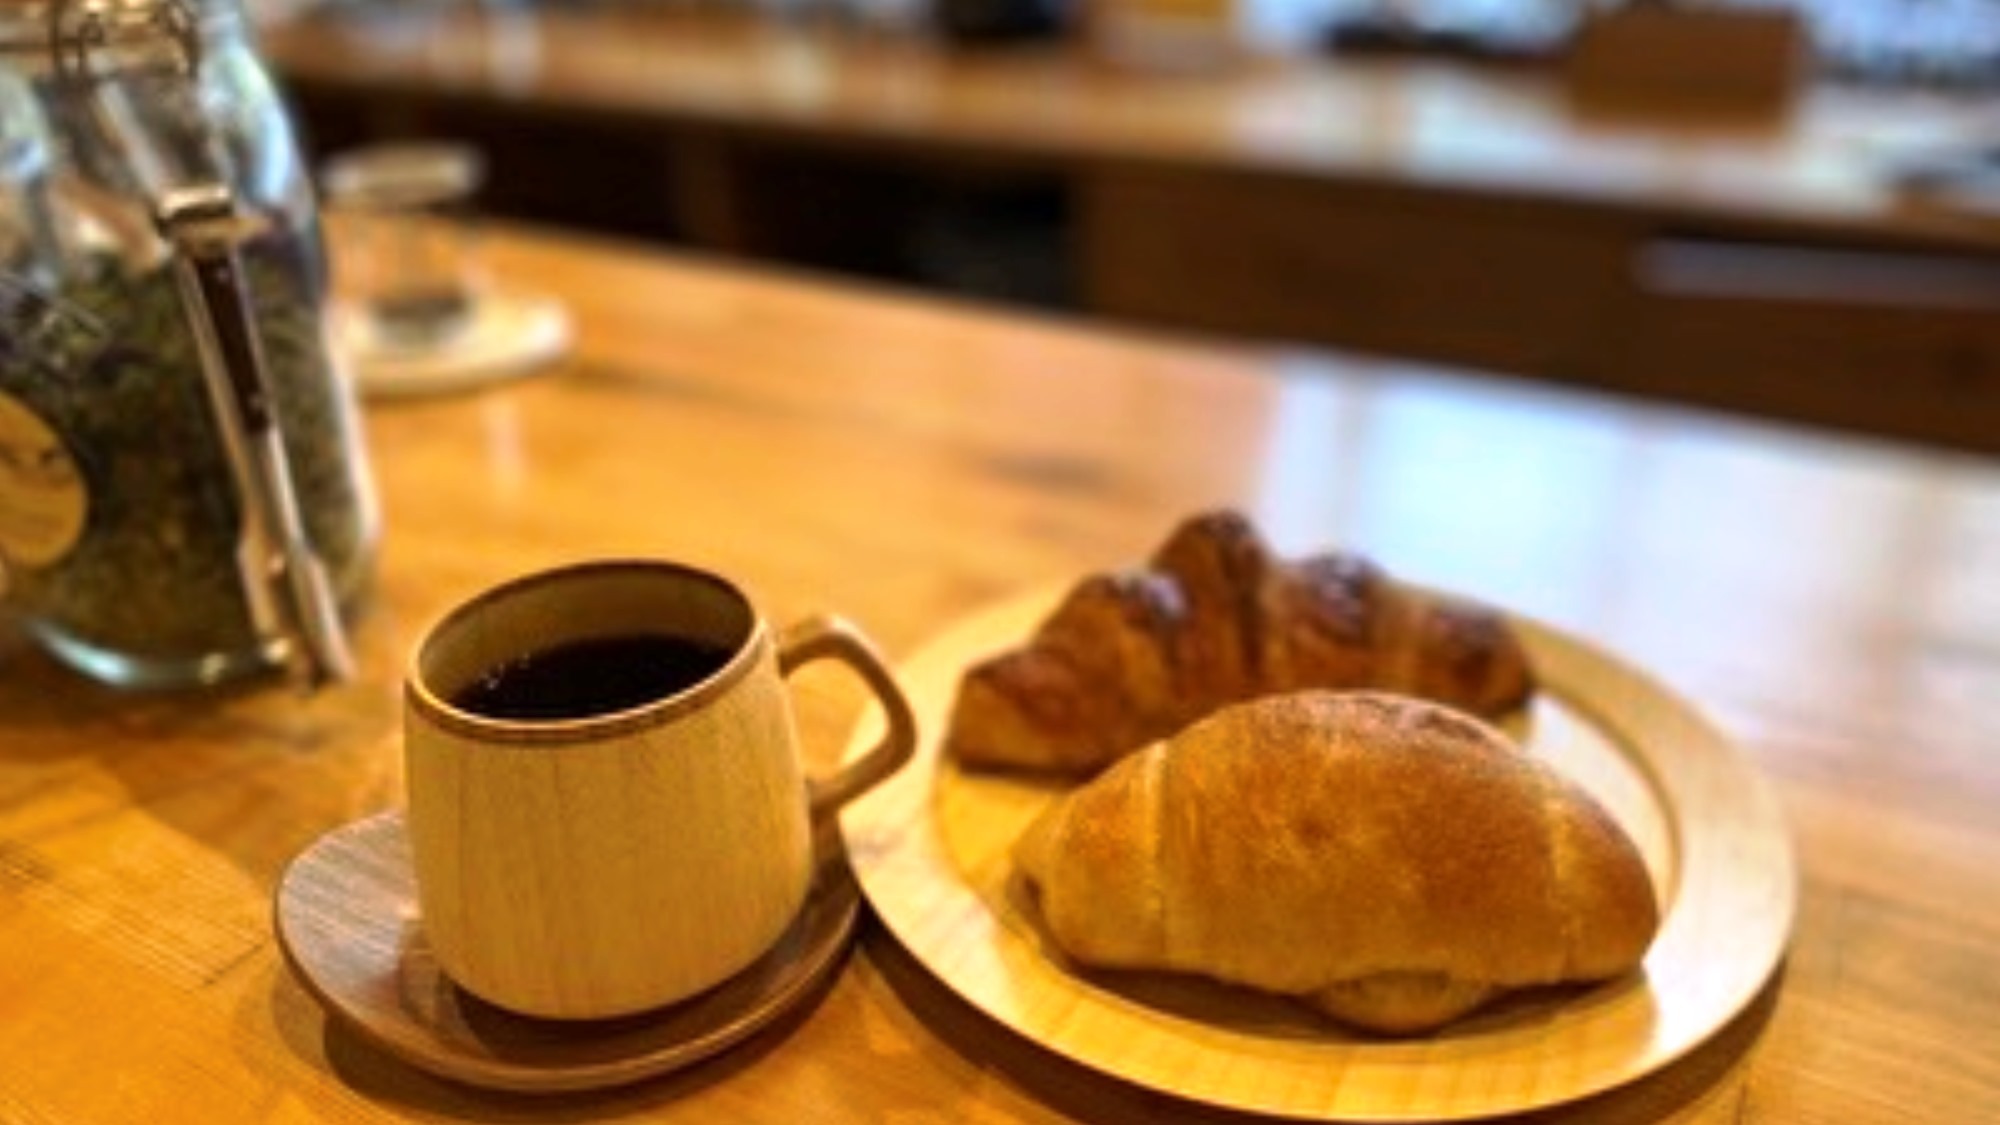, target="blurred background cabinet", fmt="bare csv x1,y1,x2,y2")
264,5,2000,452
